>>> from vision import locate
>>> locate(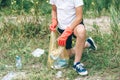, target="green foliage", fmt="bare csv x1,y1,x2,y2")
83,0,118,16
23,0,33,13
109,6,120,53
1,0,120,16
0,0,11,7
0,0,120,80
0,0,51,15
